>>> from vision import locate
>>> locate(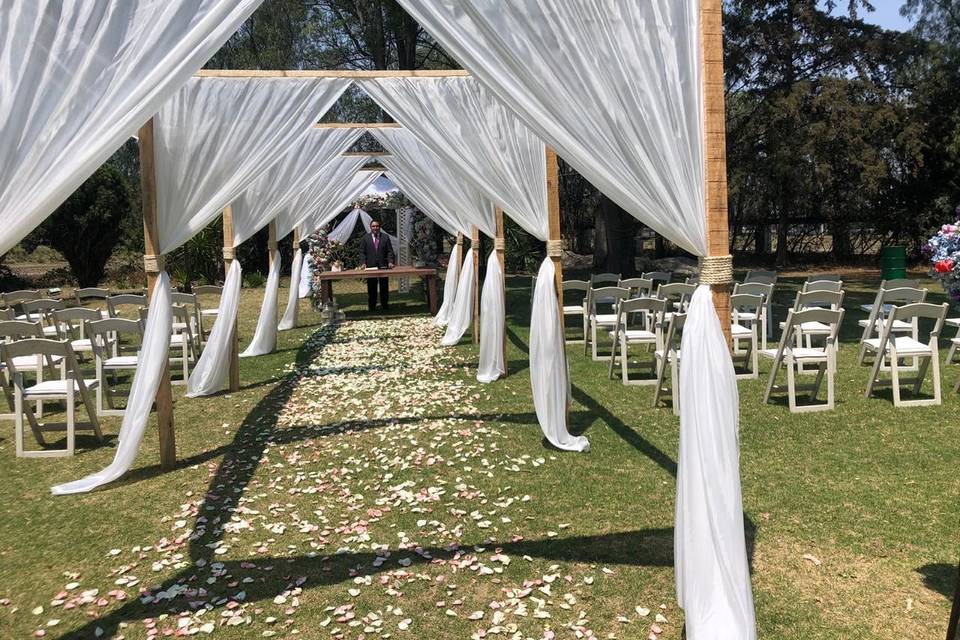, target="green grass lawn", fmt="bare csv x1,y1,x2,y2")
0,272,956,639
